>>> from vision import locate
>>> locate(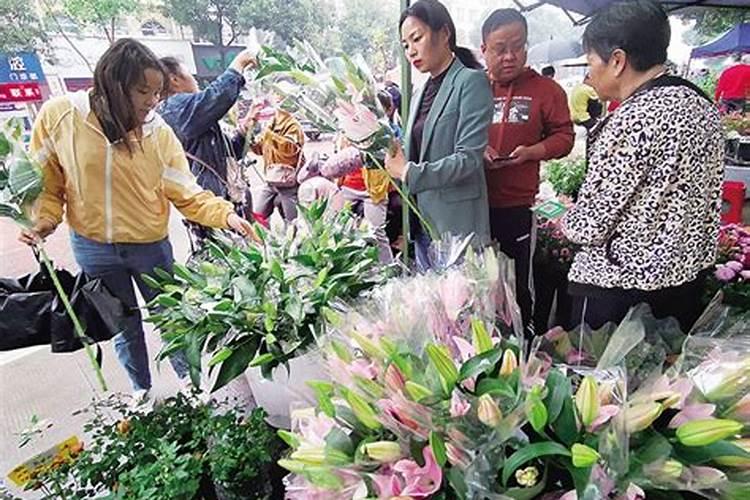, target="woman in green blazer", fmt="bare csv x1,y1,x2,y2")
386,0,493,268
